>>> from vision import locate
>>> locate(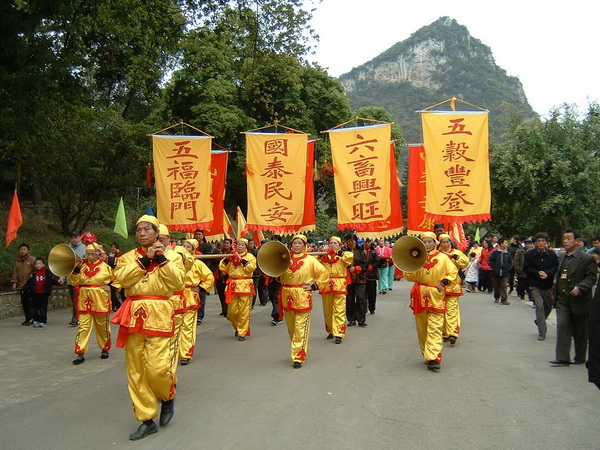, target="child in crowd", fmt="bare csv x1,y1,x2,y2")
464,252,479,293
23,258,61,327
